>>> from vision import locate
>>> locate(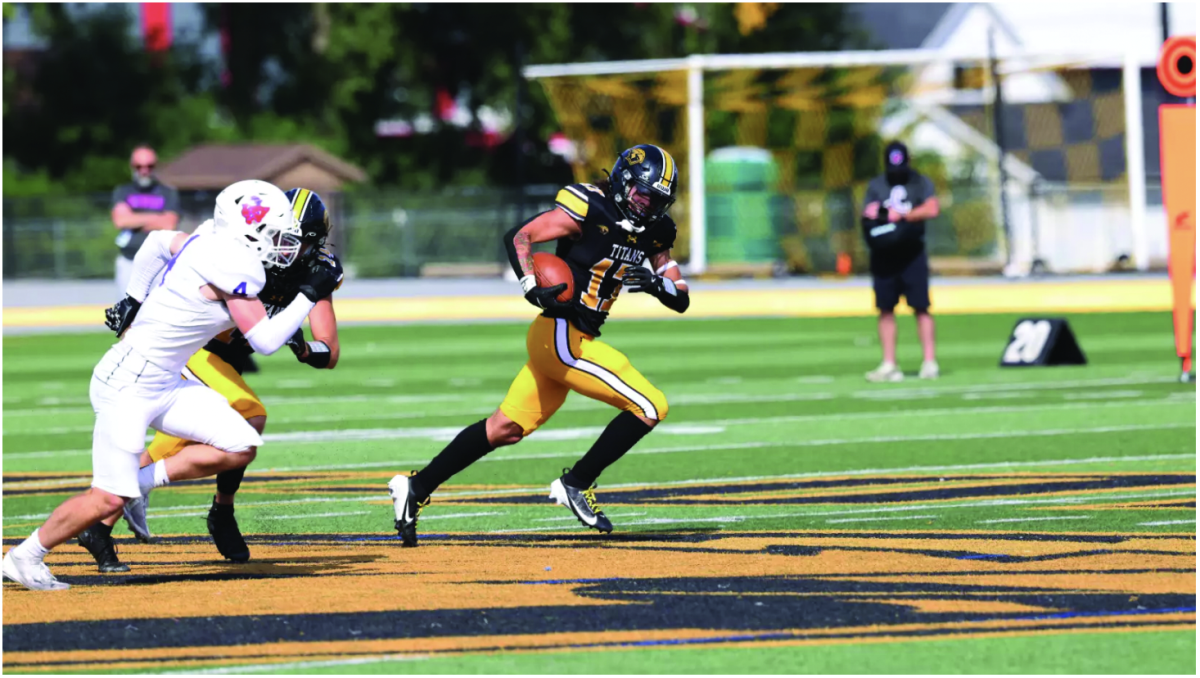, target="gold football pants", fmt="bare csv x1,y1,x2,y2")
499,316,668,435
